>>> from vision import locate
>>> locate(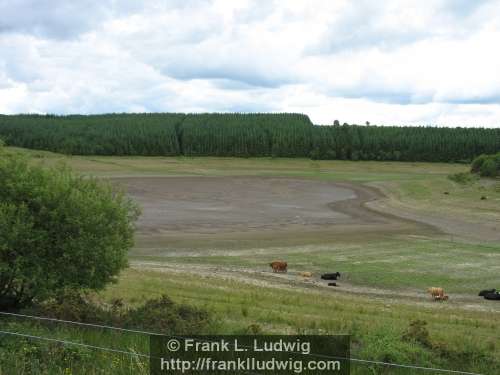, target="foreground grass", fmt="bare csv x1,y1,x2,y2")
6,266,493,374
2,263,497,374
99,268,499,374
0,320,149,375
